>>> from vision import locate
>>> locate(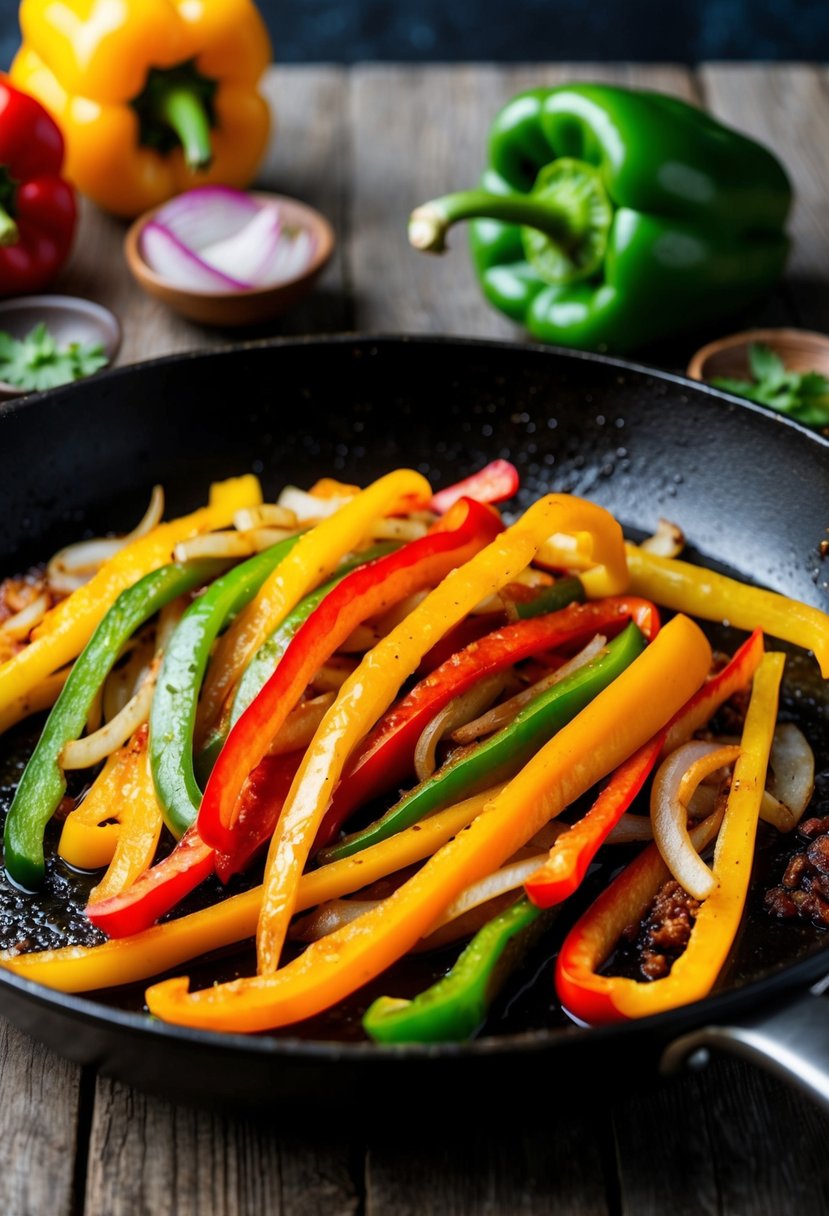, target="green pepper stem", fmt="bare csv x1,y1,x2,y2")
409,190,579,254
154,84,214,171
0,205,18,247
